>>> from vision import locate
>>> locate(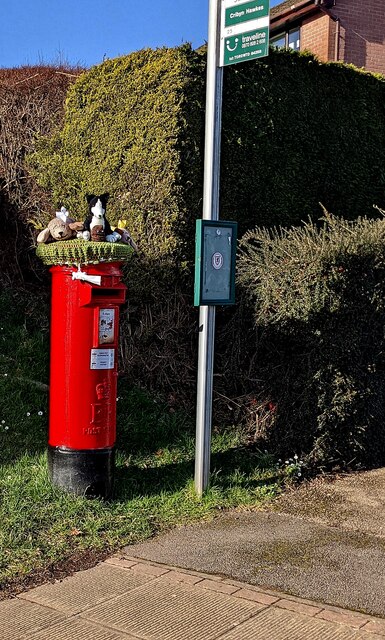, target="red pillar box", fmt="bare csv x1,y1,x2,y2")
37,241,132,499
